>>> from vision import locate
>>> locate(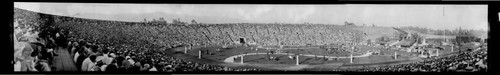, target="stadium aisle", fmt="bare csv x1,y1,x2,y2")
52,47,78,71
